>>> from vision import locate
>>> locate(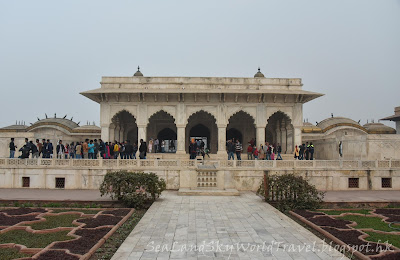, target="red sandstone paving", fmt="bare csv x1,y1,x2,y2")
0,213,39,226
101,209,131,217
0,208,47,215
292,209,325,219
308,216,352,229
76,215,122,228
375,209,400,216
50,227,112,255
322,227,396,255
33,250,80,260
